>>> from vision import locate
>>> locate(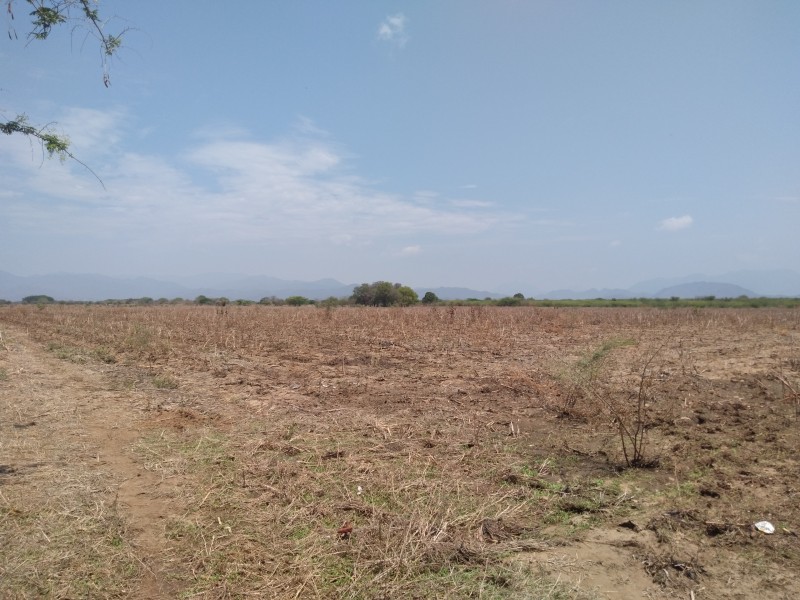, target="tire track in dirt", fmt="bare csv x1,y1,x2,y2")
0,324,182,598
